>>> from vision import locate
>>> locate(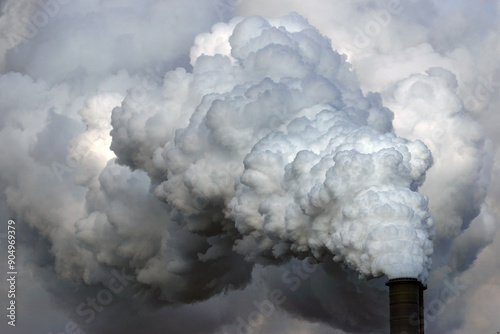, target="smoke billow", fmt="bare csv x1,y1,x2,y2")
110,14,433,281
0,1,498,334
